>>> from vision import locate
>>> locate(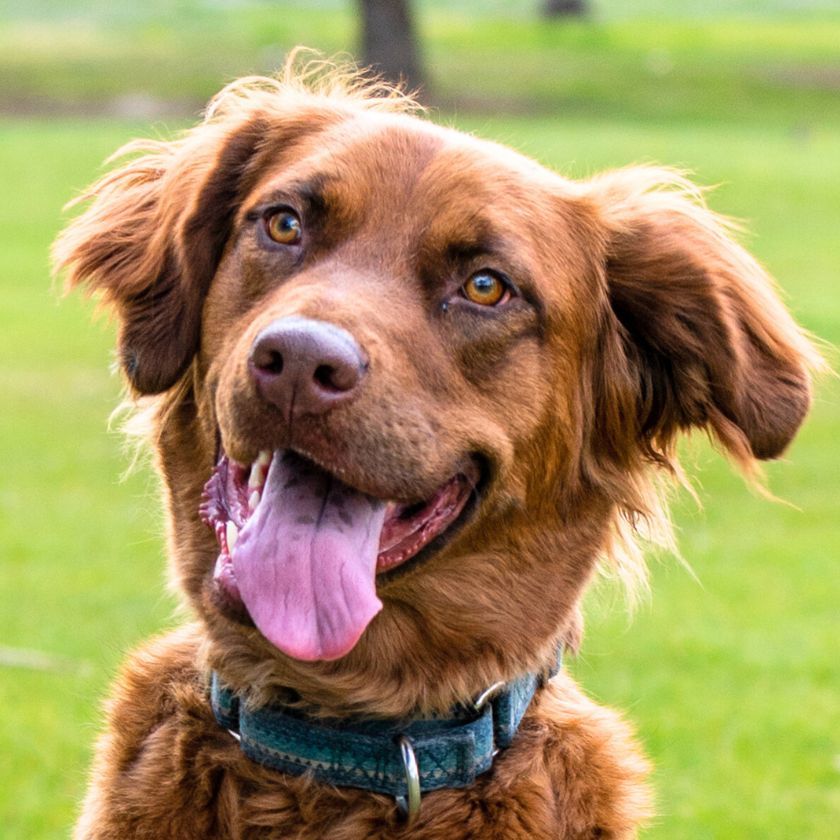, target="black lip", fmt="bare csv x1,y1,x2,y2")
376,454,489,585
